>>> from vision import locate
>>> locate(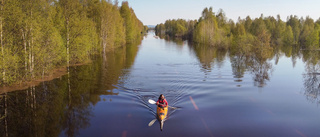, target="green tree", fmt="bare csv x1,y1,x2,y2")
287,15,301,44
193,7,219,46
272,15,286,45
282,25,294,46
244,16,252,32
1,0,25,84
305,24,320,49
59,0,98,65
120,1,144,44
155,23,166,36
299,17,320,49
250,16,272,60
0,0,143,86
231,21,254,57
120,1,134,43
